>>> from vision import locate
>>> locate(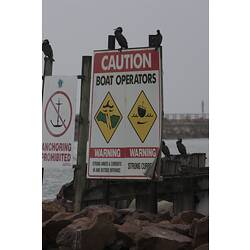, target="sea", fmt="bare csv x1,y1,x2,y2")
42,138,209,200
